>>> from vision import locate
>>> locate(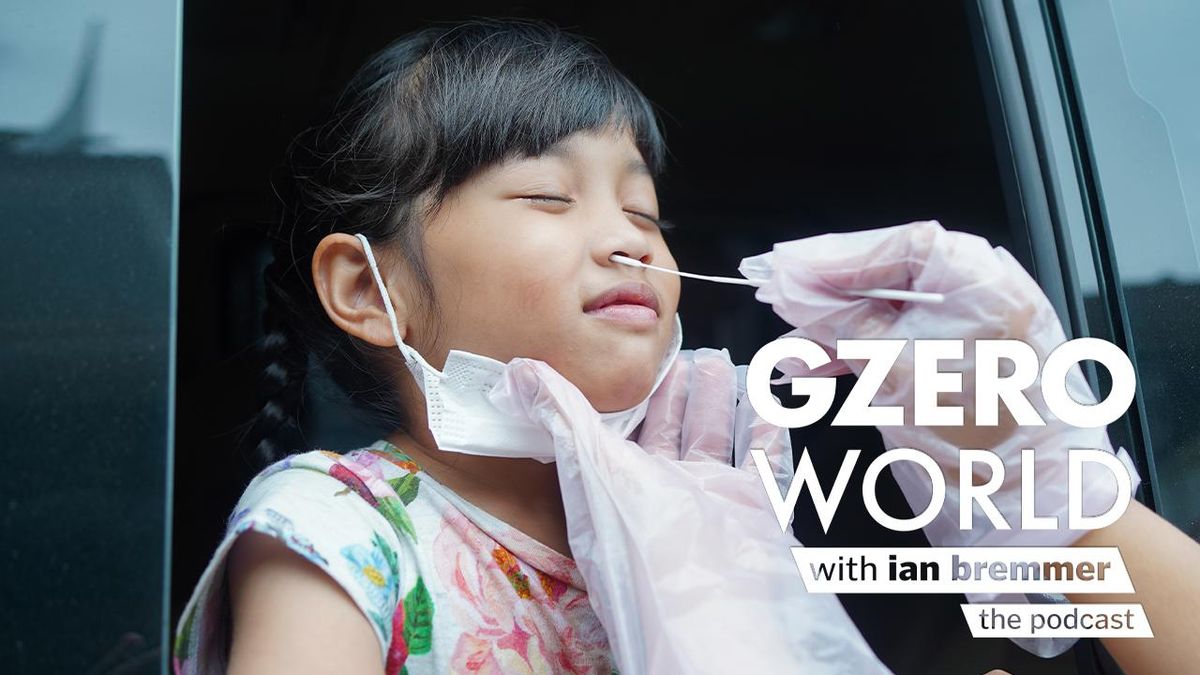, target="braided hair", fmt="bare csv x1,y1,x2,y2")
248,18,669,467
246,244,311,466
